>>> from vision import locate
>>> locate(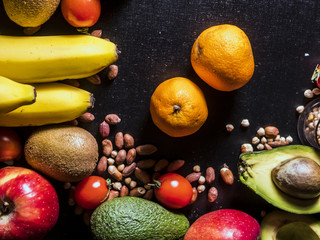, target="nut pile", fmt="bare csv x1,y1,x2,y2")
240,126,293,153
